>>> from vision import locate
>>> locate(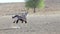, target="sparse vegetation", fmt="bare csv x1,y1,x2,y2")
25,0,45,13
